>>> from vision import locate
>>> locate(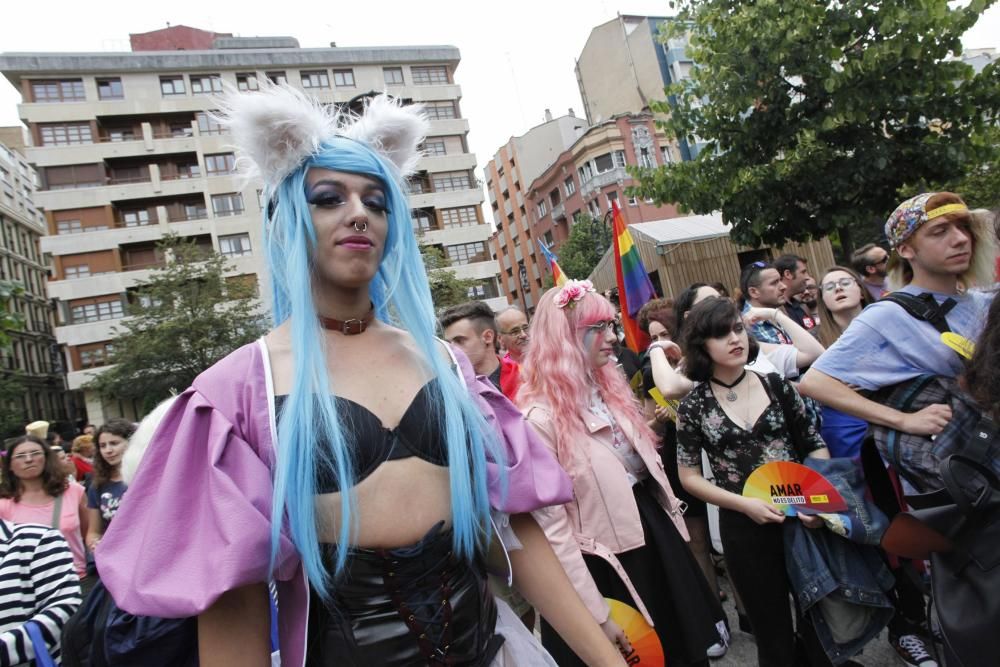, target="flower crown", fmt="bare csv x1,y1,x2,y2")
214,81,429,190
554,279,596,309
